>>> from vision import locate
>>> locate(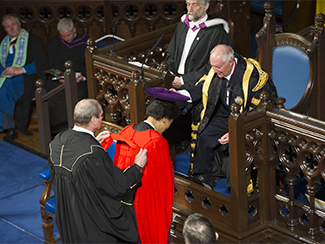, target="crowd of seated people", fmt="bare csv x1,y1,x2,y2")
0,15,89,141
